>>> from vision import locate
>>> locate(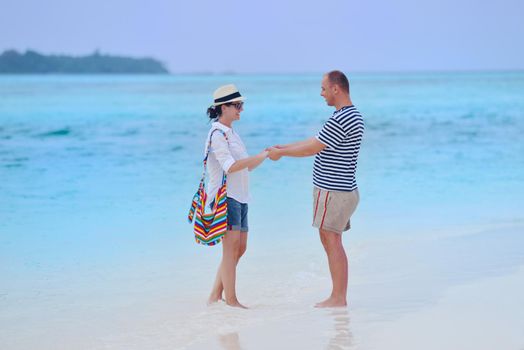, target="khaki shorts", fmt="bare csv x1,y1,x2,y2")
312,187,359,234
